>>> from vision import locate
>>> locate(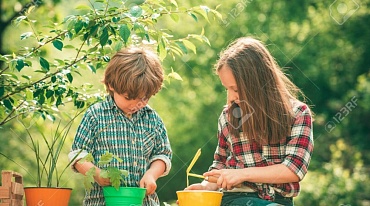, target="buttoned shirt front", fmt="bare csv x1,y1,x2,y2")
69,95,172,206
